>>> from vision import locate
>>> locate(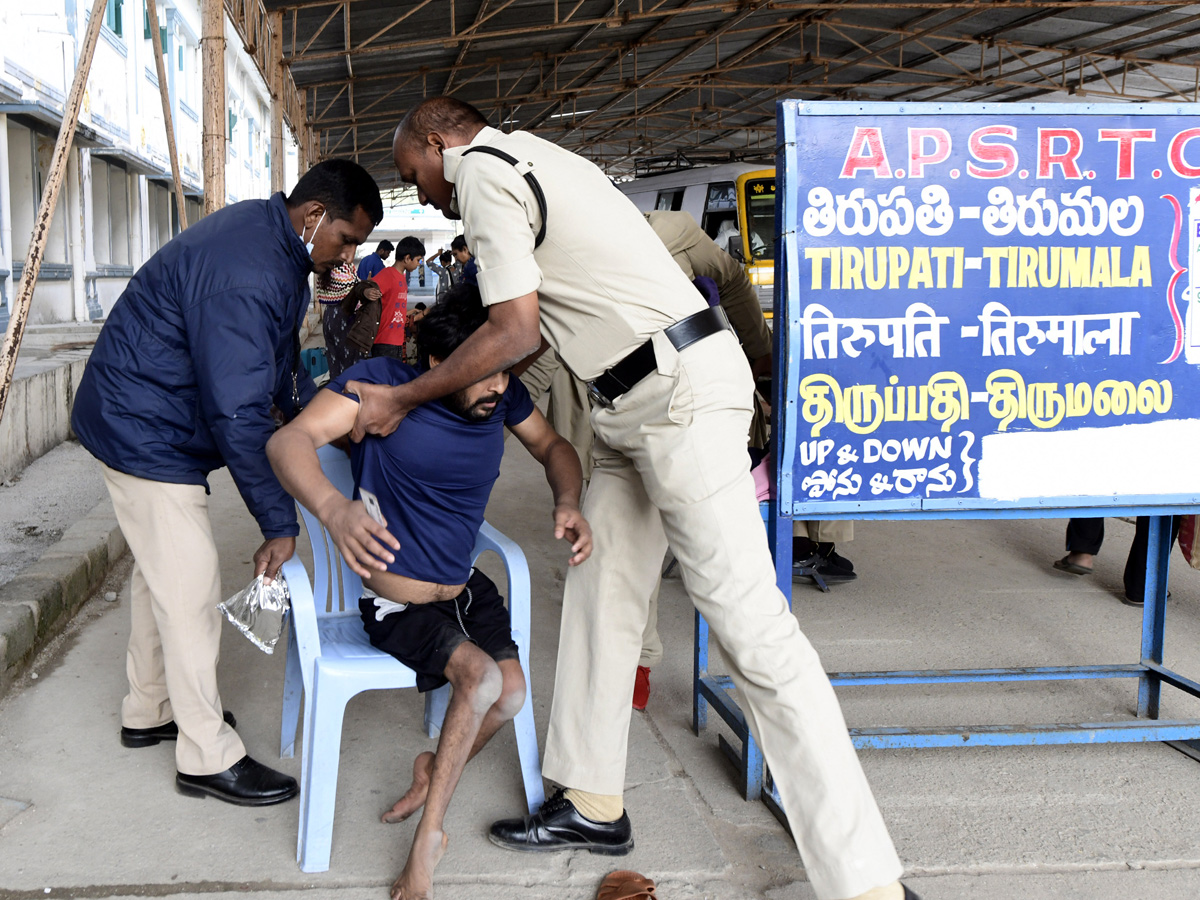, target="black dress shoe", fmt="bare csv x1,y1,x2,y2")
489,789,633,855
903,884,922,900
176,755,298,806
121,710,237,748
